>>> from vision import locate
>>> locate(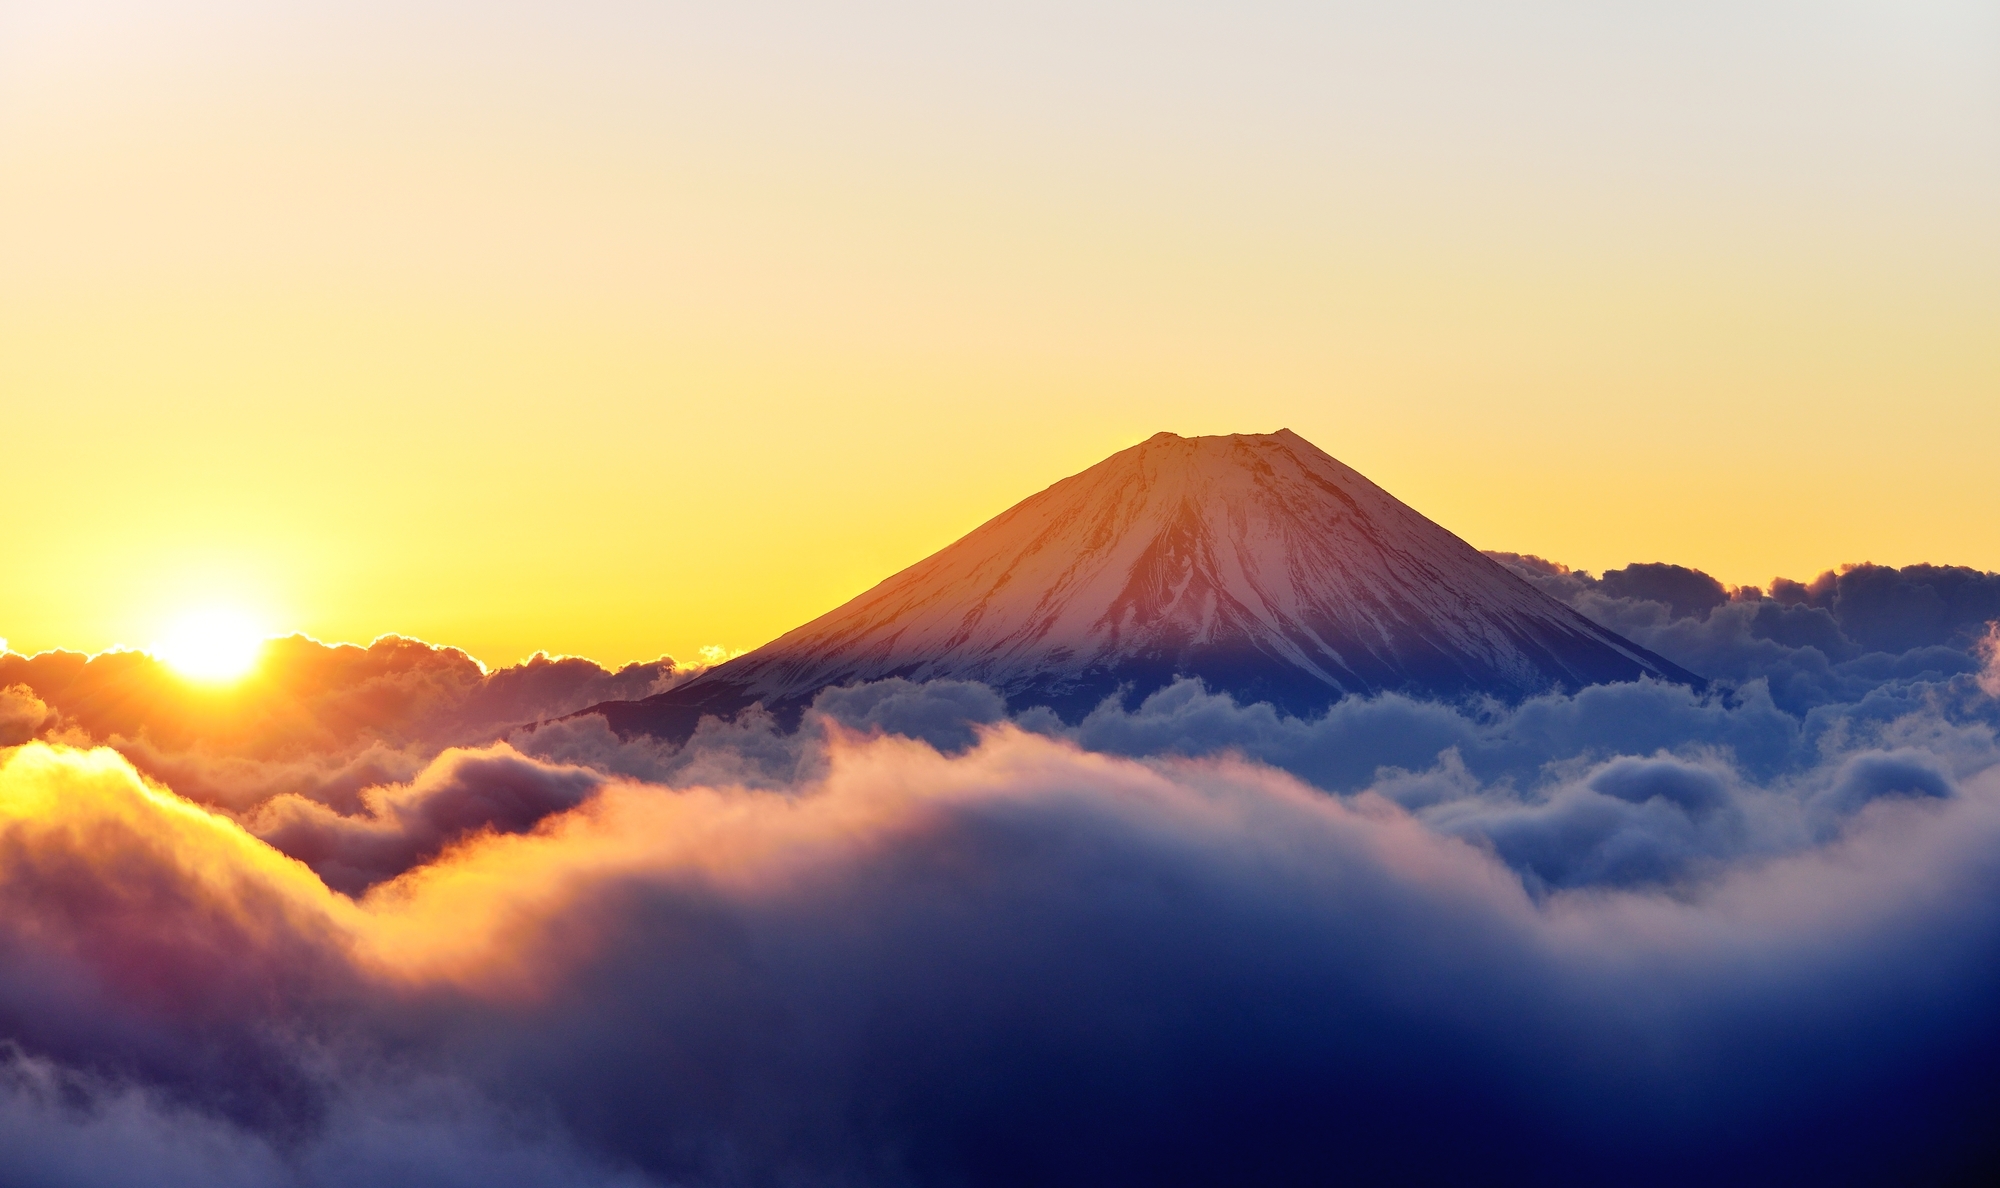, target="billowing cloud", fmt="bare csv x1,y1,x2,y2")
1070,673,1804,786
0,637,690,812
5,558,2000,1184
2,669,2000,1185
1489,555,2000,713
1598,561,1731,620
245,745,611,894
0,686,53,747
